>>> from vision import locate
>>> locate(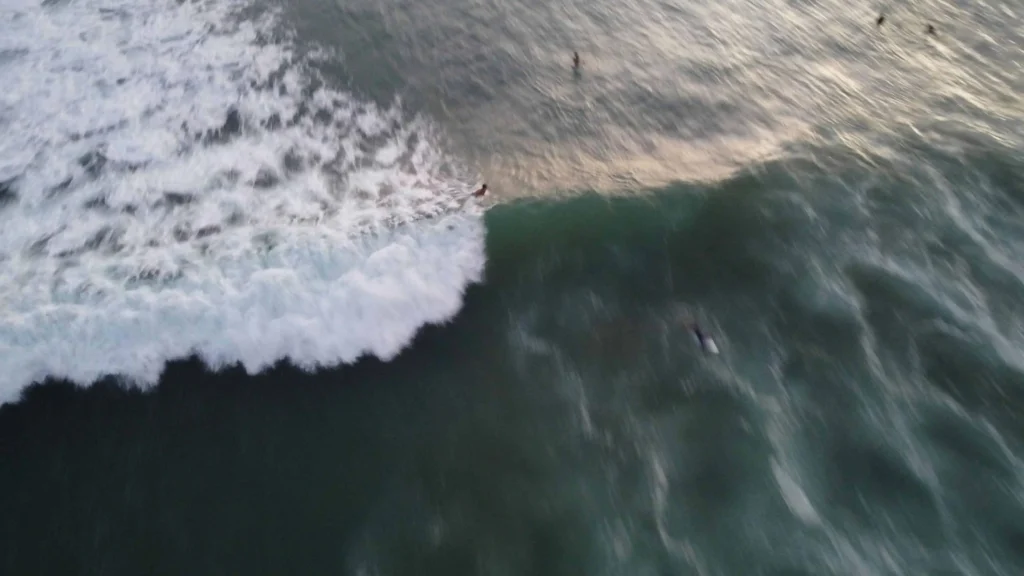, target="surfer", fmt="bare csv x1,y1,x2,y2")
689,322,719,354
472,183,488,198
572,51,580,70
876,14,885,26
926,24,936,36
691,323,708,350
